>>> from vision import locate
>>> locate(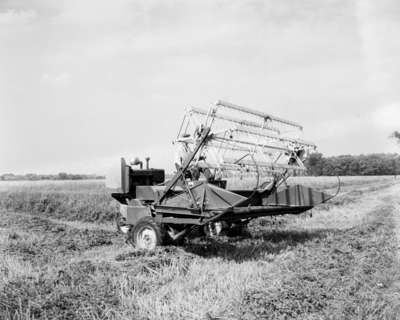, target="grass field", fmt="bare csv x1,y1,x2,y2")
0,176,400,319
